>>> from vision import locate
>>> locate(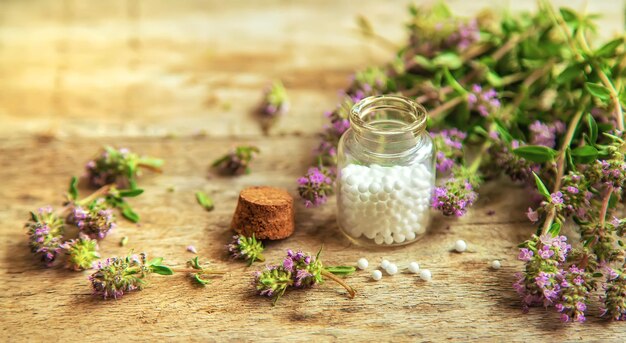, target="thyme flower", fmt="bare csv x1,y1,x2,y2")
467,84,500,117
25,206,64,266
432,173,478,217
69,199,116,239
513,234,571,311
61,234,100,271
226,234,265,265
555,265,594,322
600,267,626,321
212,146,260,176
430,129,466,173
297,166,334,207
85,146,163,188
260,81,289,117
89,253,173,299
253,249,356,305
